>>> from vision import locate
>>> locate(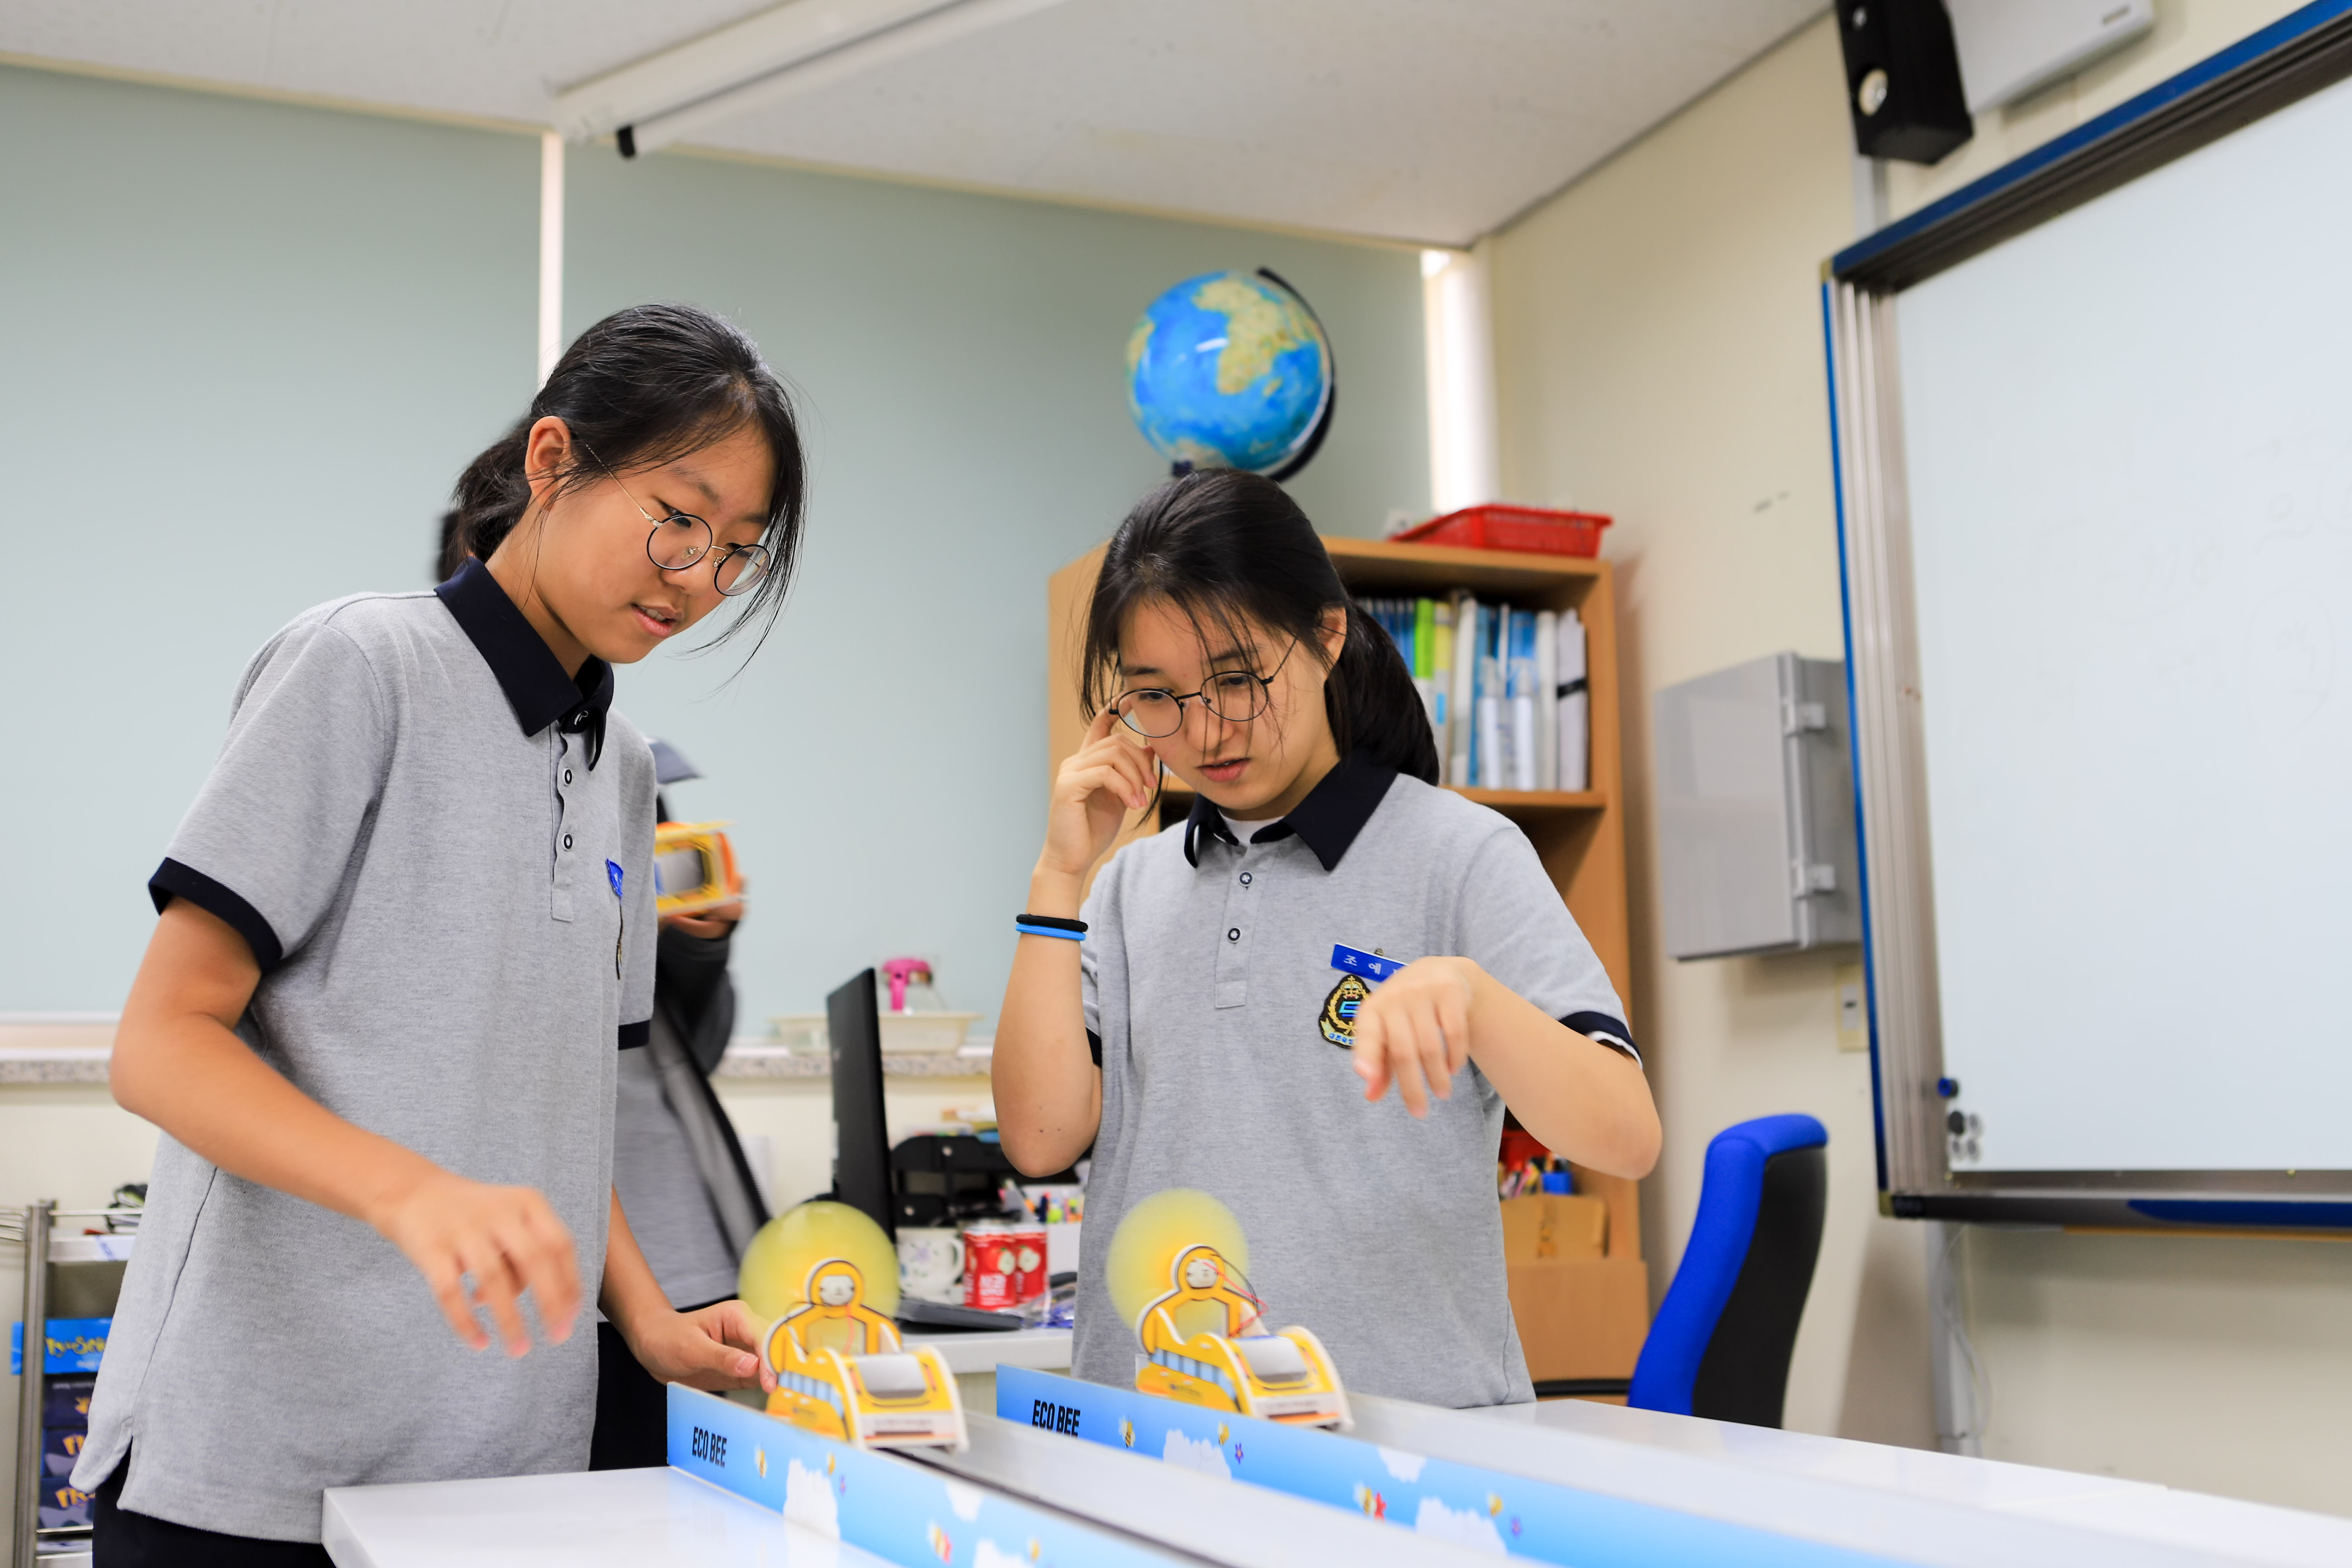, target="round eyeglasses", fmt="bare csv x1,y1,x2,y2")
588,444,773,597
1111,642,1296,738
